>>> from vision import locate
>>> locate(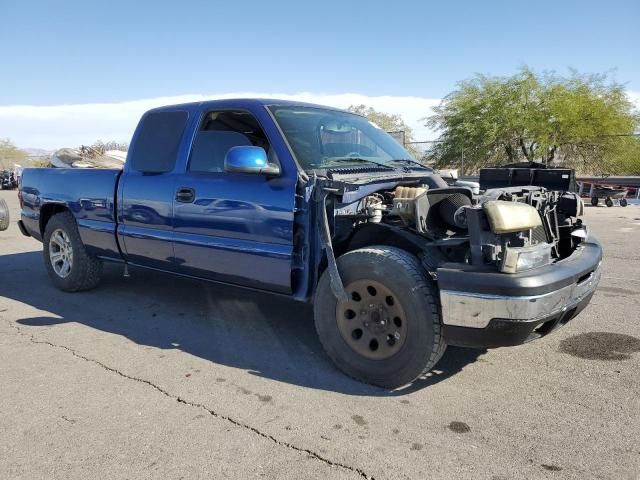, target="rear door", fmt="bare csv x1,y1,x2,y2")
117,110,188,269
171,109,296,293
